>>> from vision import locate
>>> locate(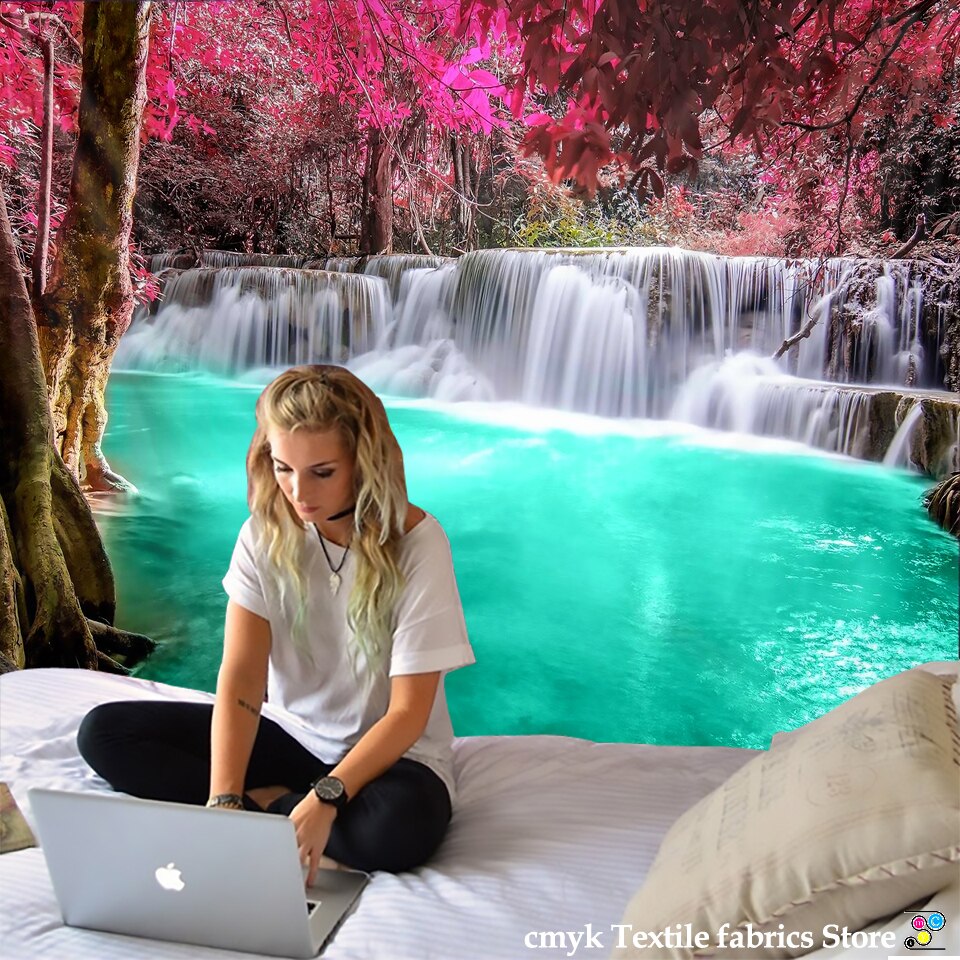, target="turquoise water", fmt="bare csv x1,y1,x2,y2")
95,371,958,749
